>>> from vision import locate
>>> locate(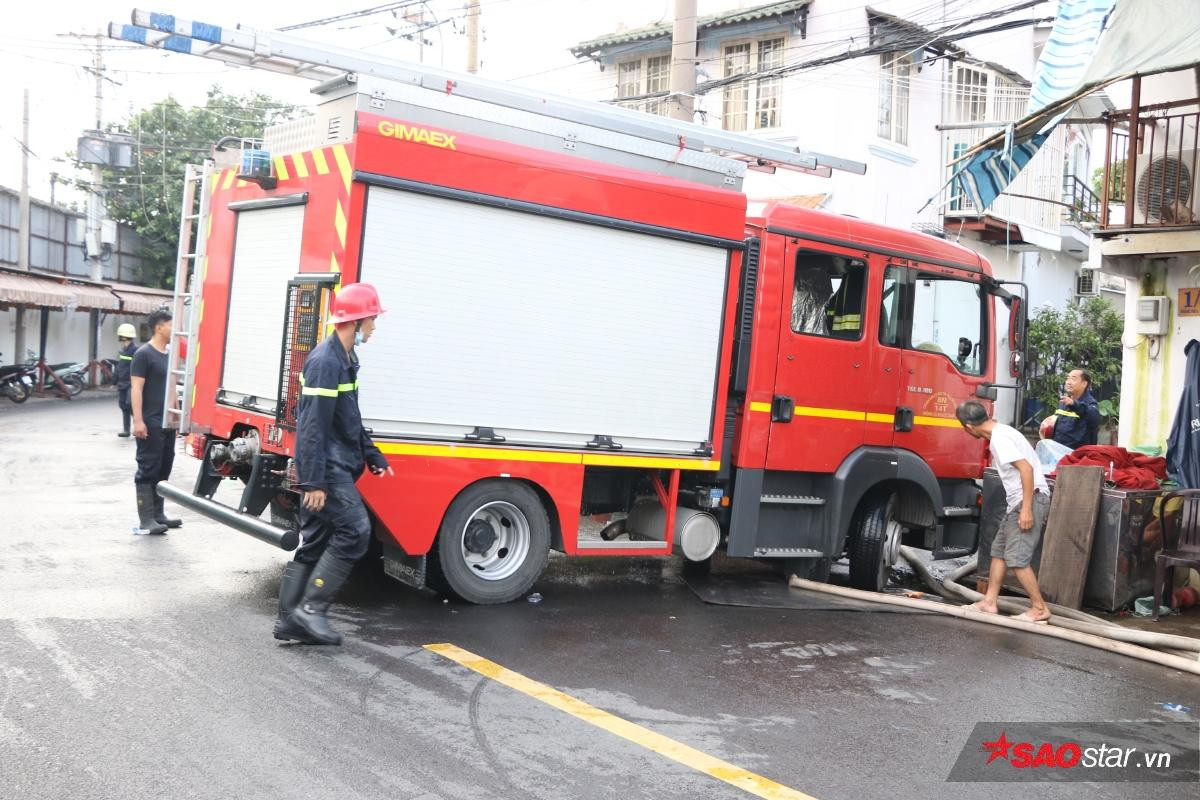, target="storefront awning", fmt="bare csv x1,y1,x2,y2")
0,270,76,309
70,282,121,311
110,283,172,315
